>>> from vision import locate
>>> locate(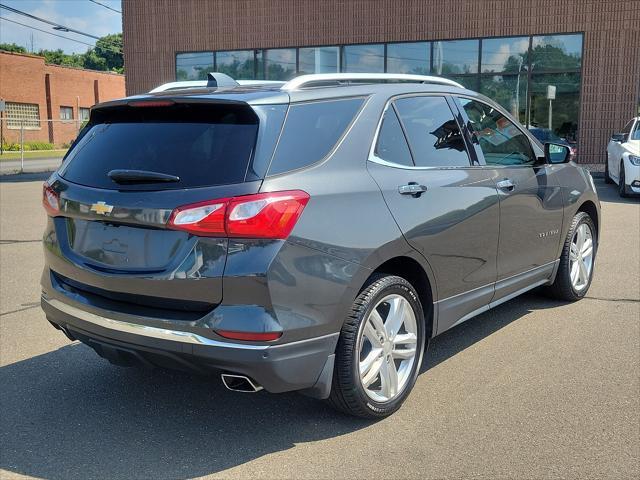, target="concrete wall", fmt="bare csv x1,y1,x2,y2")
122,0,640,167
